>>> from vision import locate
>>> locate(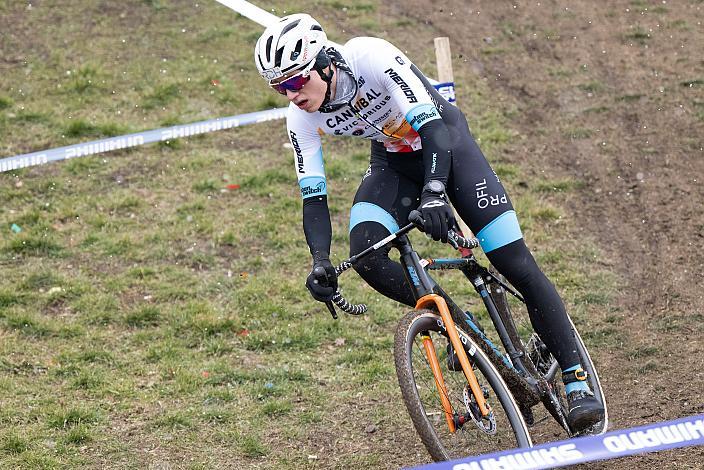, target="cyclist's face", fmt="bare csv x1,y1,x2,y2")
274,68,329,113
